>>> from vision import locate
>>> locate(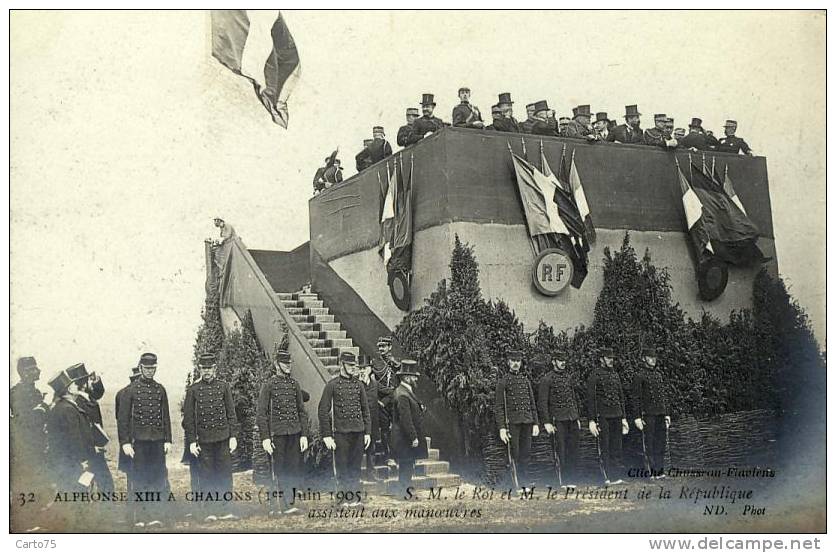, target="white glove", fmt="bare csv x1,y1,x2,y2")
621,419,629,435
364,434,371,449
189,442,201,457
531,425,540,437
665,415,671,429
412,438,419,448
499,428,509,444
300,436,309,453
424,131,432,137
229,437,238,453
163,442,172,454
122,444,135,458
634,418,645,431
576,420,582,430
589,421,599,437
544,423,556,435
323,437,336,451
262,439,274,455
